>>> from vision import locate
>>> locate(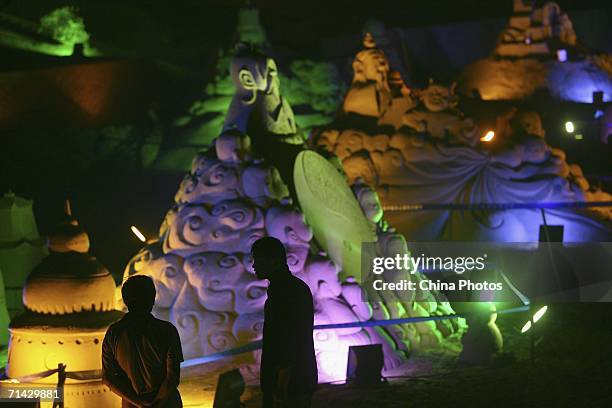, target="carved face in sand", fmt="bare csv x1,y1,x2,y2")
353,47,390,88
231,44,279,105
420,82,458,112
302,255,341,299
264,205,313,248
